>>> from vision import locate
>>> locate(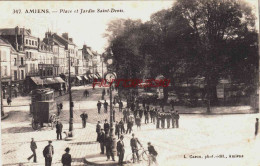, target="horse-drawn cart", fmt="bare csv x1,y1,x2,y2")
30,88,58,130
